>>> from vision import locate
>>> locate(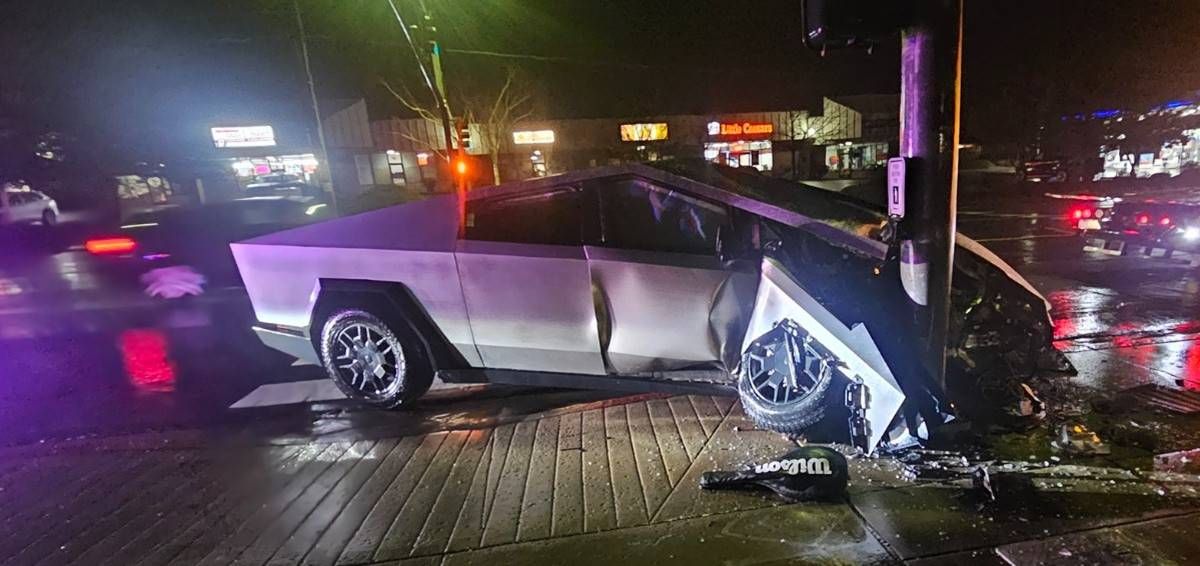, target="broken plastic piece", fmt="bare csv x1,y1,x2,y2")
1154,448,1200,473
700,445,848,502
972,466,995,502
1051,423,1111,456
